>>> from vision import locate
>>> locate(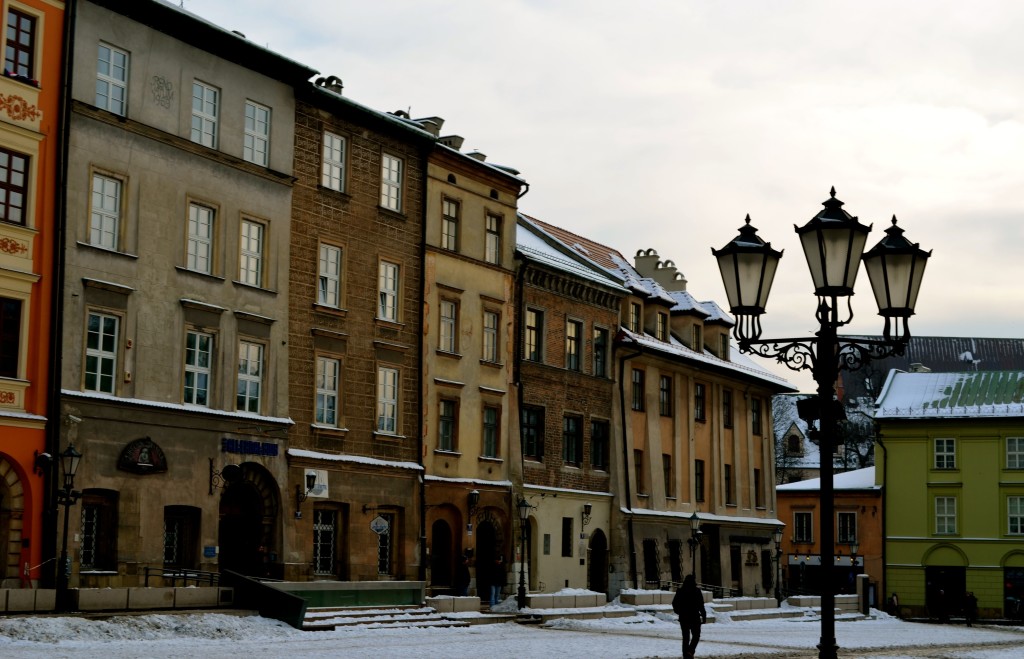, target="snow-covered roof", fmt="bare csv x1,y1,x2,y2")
875,370,1024,419
699,299,735,326
288,448,422,472
516,221,629,292
665,290,711,317
776,466,878,491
